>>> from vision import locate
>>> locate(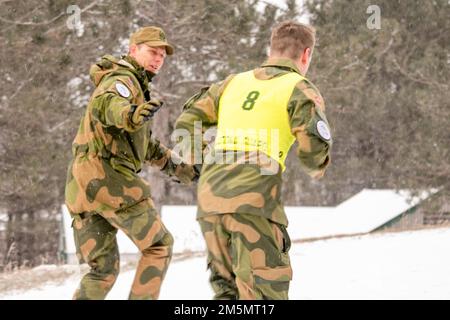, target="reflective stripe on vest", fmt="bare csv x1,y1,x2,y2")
215,70,305,171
